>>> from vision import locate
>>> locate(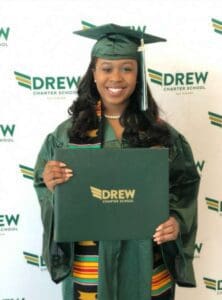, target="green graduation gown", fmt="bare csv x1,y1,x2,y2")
33,118,200,299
